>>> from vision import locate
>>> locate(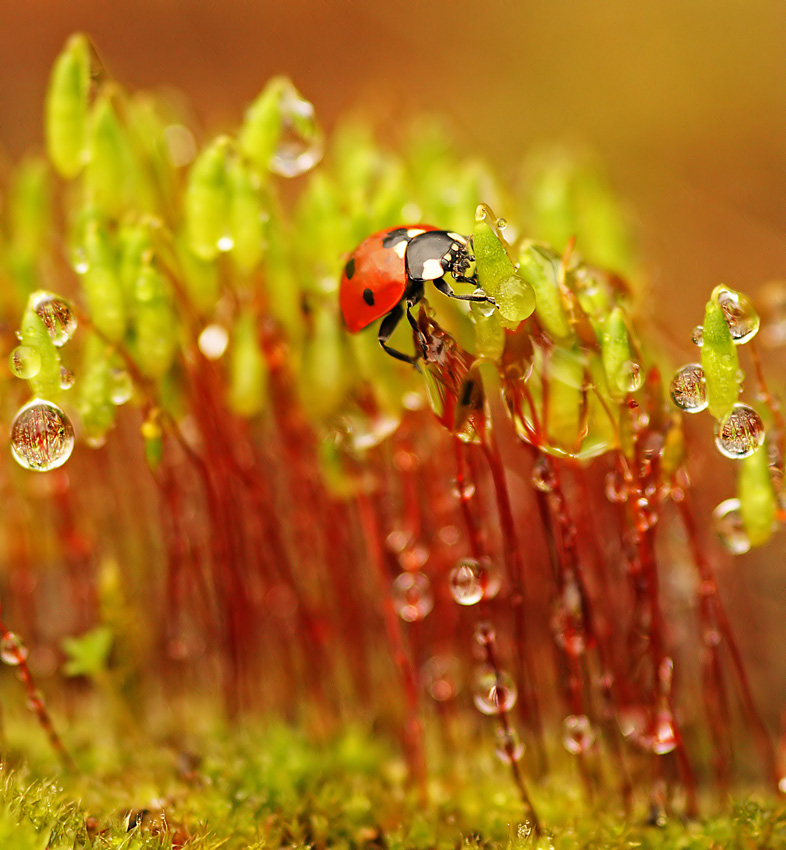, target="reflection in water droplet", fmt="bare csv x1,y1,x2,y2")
617,360,643,393
0,632,28,666
691,325,704,347
494,726,525,763
9,346,41,379
391,572,433,623
270,82,324,178
449,558,484,606
717,287,760,344
714,404,765,459
562,714,596,754
670,364,707,412
198,324,230,360
10,400,75,471
59,366,75,390
30,291,78,346
531,454,557,492
712,498,751,554
473,668,518,715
